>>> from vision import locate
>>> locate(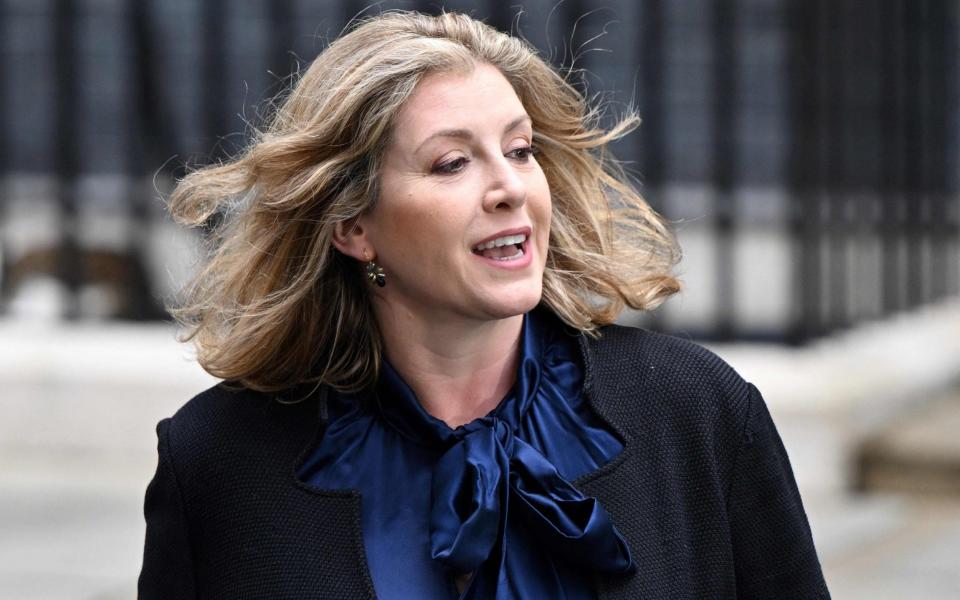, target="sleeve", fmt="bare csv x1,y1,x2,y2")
138,418,198,599
727,383,831,599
